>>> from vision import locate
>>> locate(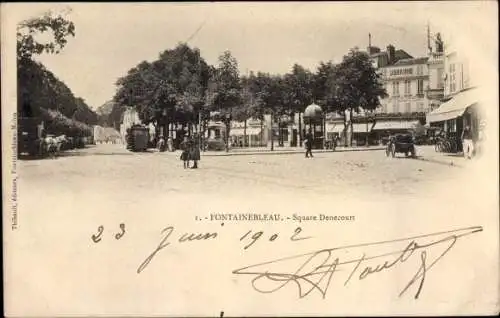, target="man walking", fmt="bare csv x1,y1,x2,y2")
305,129,314,158
461,124,474,159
